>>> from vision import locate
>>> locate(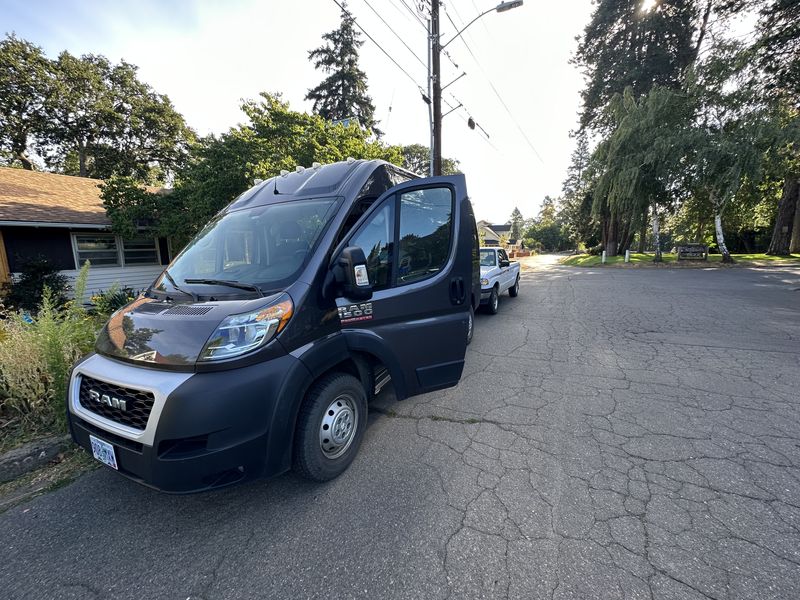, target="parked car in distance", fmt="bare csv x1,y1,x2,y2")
479,247,520,314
